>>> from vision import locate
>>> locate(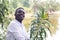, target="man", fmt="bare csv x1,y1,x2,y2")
6,7,30,40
